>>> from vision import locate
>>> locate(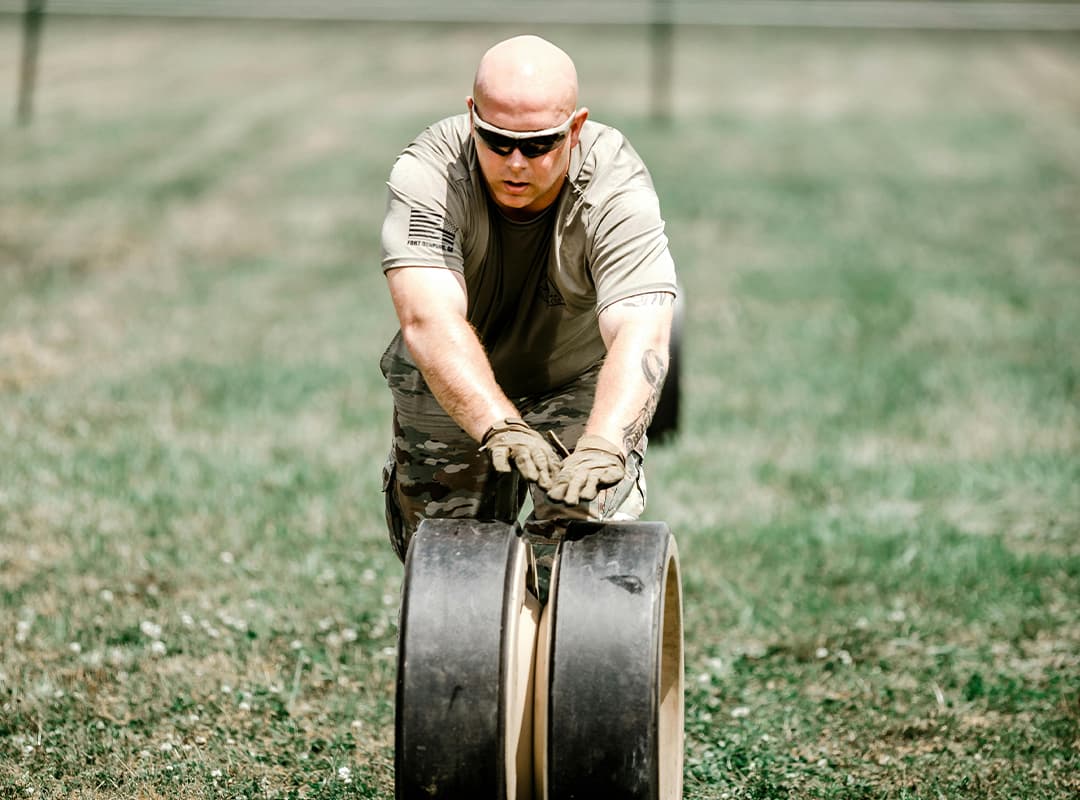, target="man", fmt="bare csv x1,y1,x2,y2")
379,34,677,561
